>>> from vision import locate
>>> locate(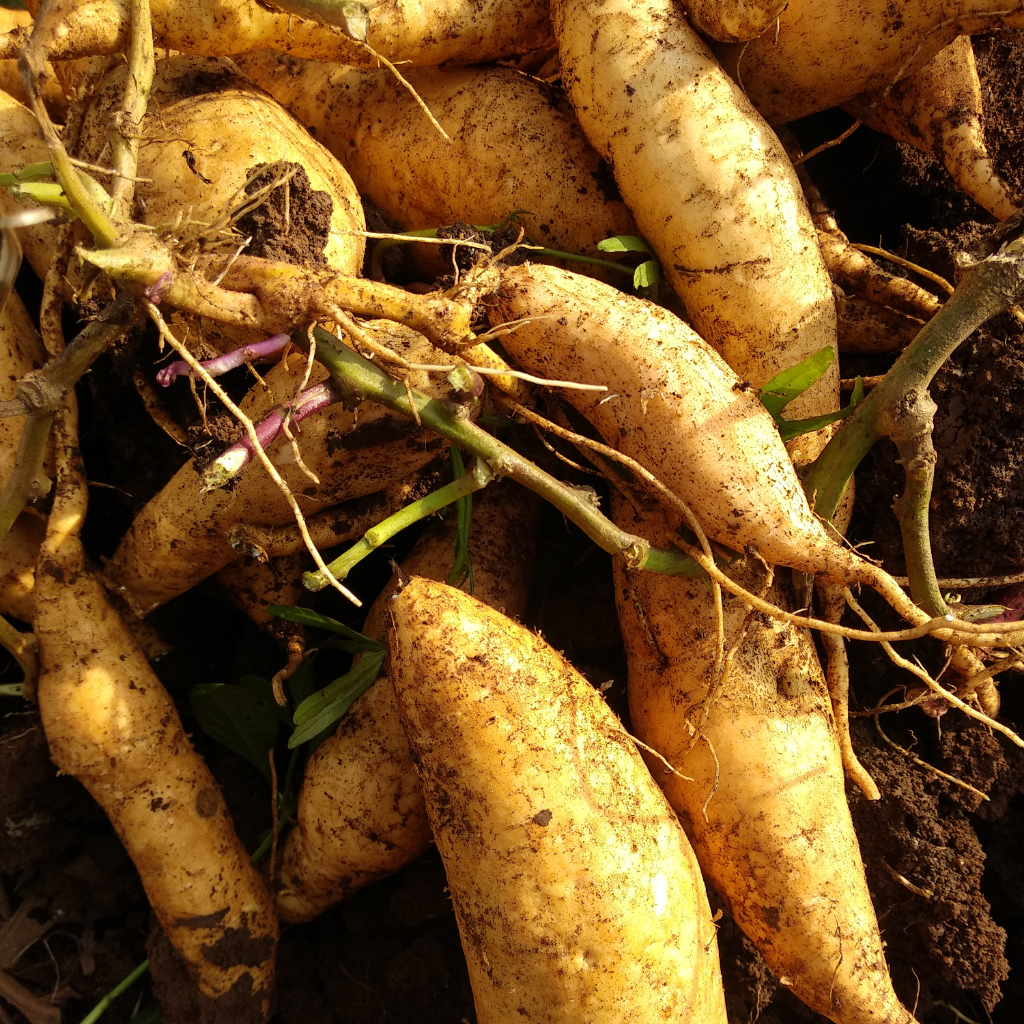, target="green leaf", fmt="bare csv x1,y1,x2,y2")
598,234,654,255
633,259,660,290
190,683,280,782
773,374,867,442
758,347,836,420
237,675,293,728
268,604,384,652
288,651,385,749
285,655,319,706
127,1003,161,1024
